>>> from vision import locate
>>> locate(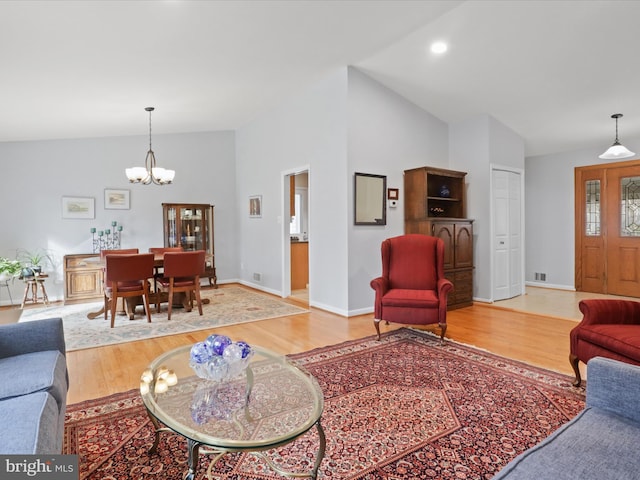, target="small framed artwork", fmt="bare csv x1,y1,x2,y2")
62,196,95,219
249,195,262,218
104,189,130,210
388,188,399,200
